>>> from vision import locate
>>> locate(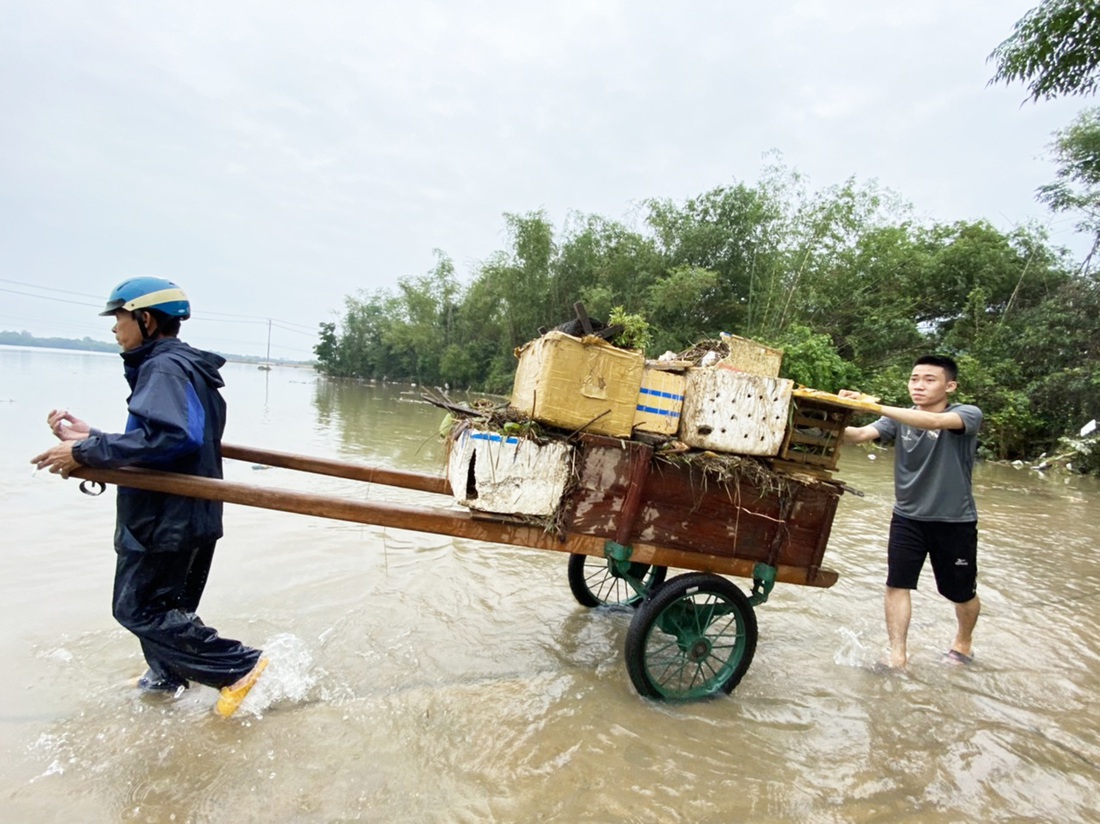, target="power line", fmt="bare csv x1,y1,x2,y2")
2,283,321,334
200,309,273,320
272,319,321,333
192,316,269,326
271,321,318,337
0,286,101,308
186,317,318,339
0,277,103,300
202,310,318,333
268,341,313,354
